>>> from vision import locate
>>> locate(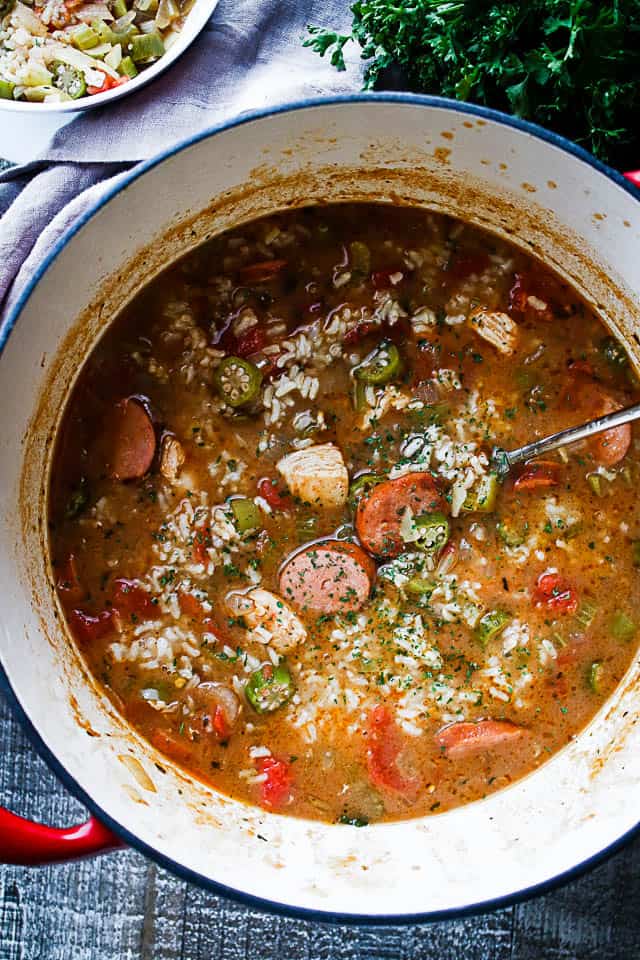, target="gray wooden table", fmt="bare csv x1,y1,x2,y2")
1,693,638,960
